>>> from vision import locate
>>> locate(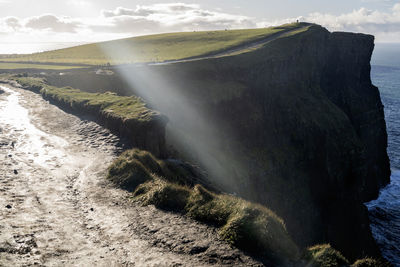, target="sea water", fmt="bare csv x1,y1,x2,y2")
366,43,400,266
